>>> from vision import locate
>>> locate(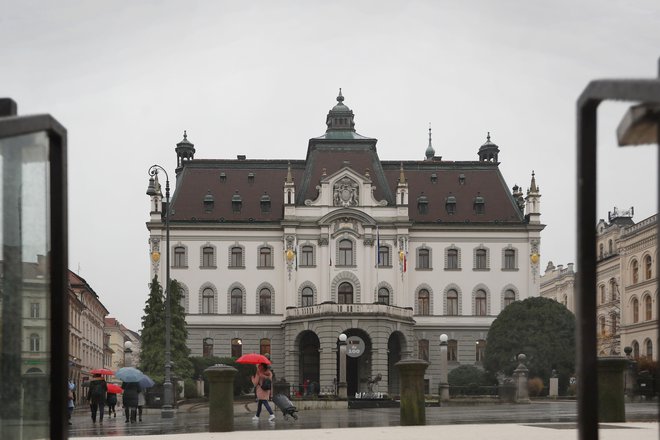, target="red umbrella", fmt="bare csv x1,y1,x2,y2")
90,368,114,376
107,383,123,394
236,353,271,365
